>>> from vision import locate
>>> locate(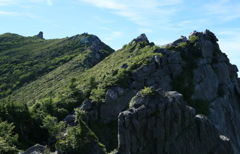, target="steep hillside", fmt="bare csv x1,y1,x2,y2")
0,32,114,99
0,32,114,153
